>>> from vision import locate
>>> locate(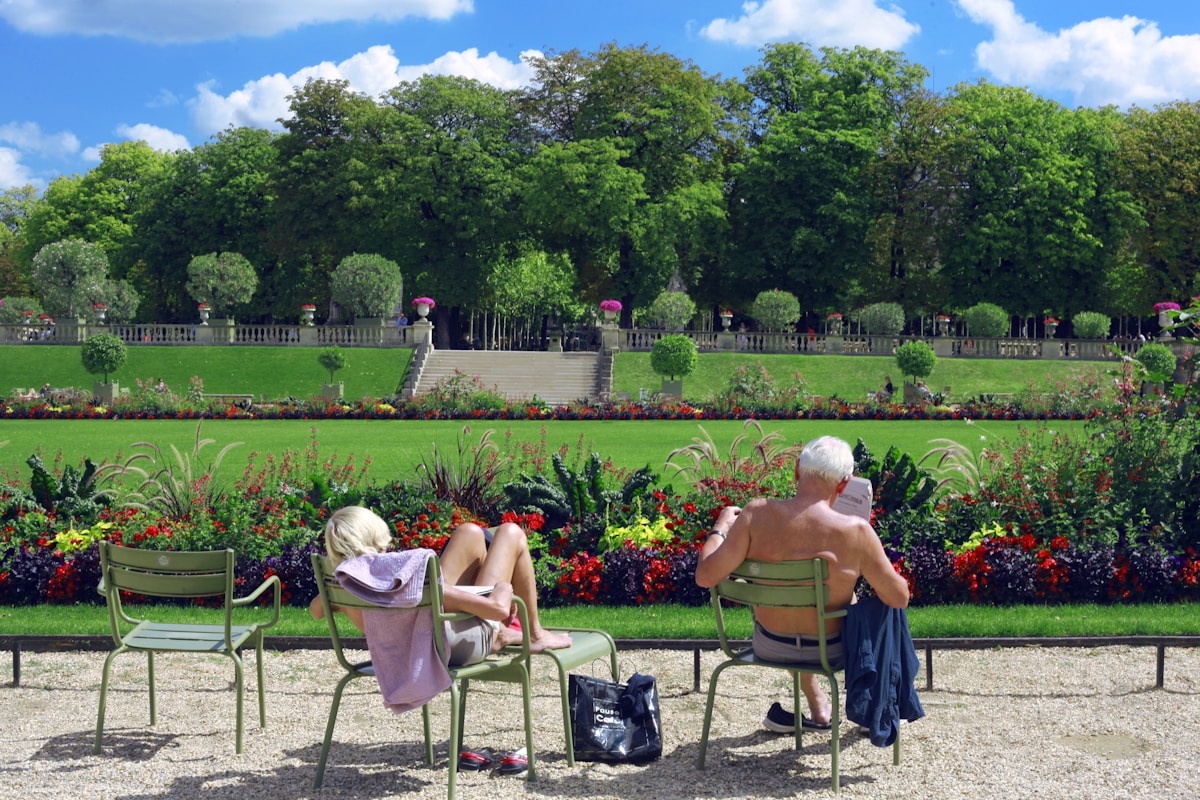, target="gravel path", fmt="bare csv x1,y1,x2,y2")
3,644,1199,799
